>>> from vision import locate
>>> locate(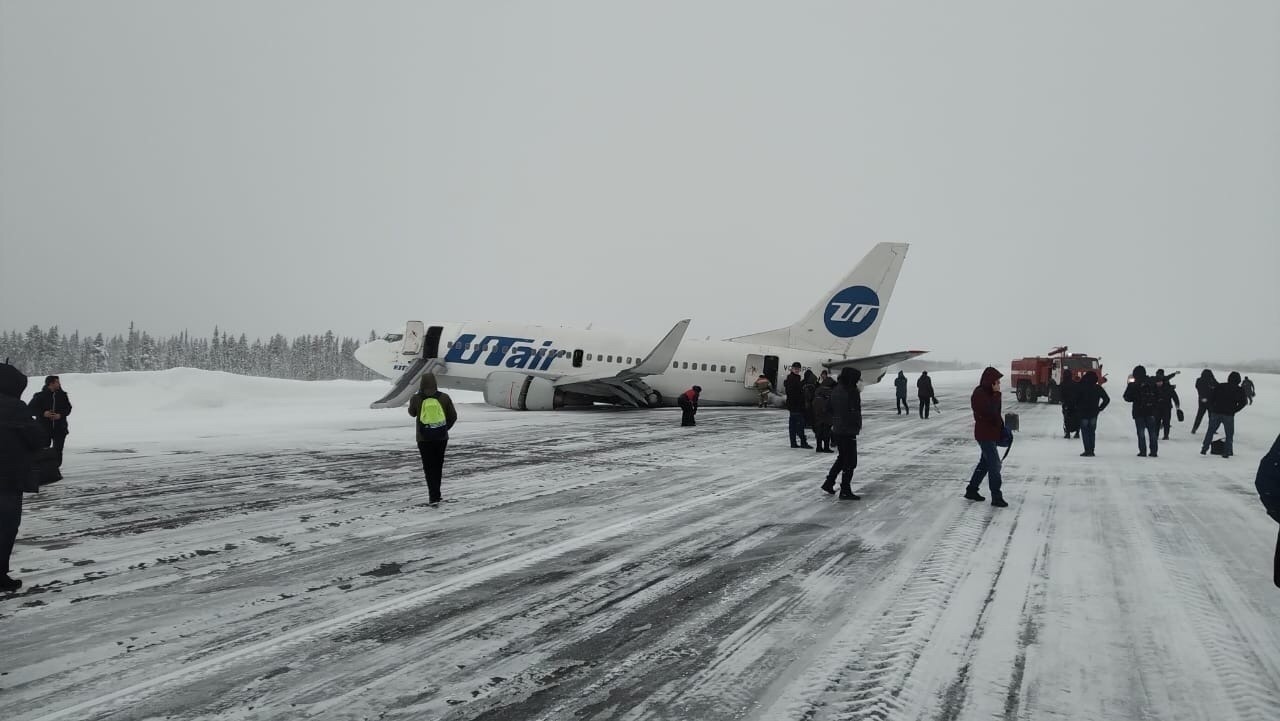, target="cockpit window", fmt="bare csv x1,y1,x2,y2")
382,333,404,343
